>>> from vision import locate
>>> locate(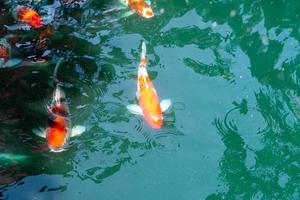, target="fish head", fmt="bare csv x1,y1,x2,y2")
53,86,66,103
139,4,154,18
46,115,70,152
49,86,70,116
